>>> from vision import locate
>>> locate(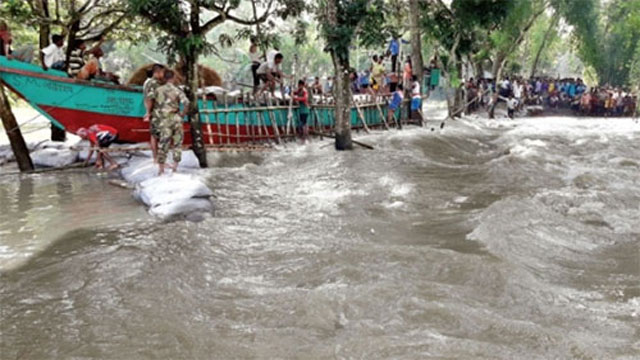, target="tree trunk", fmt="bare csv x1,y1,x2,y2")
330,54,353,150
36,0,65,141
454,61,464,117
1,85,34,172
36,0,50,51
186,5,207,168
530,13,559,78
184,56,207,167
408,0,424,86
325,0,352,150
